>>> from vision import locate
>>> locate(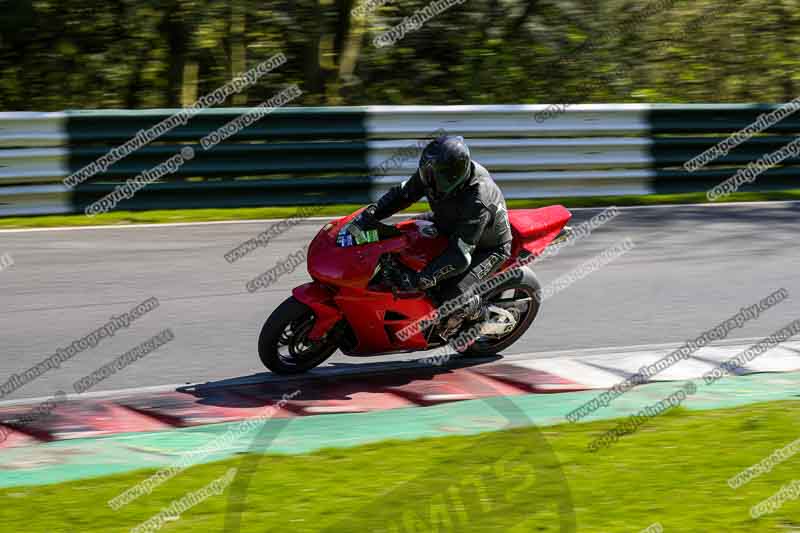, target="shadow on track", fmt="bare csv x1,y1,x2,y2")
177,355,504,409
